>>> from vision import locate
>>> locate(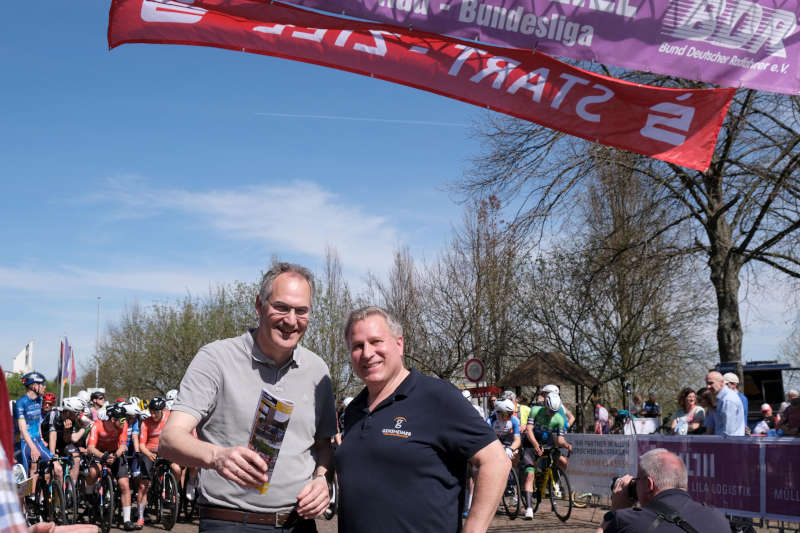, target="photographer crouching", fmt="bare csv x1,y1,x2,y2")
597,448,729,533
